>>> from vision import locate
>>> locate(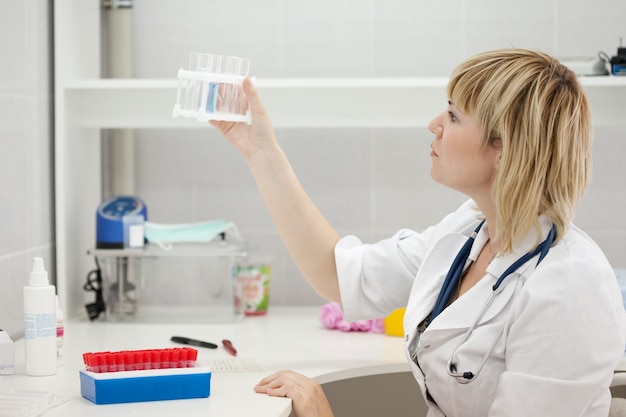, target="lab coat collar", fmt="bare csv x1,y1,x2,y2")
404,231,475,336
425,268,523,333
423,216,553,333
485,214,553,279
405,215,552,337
